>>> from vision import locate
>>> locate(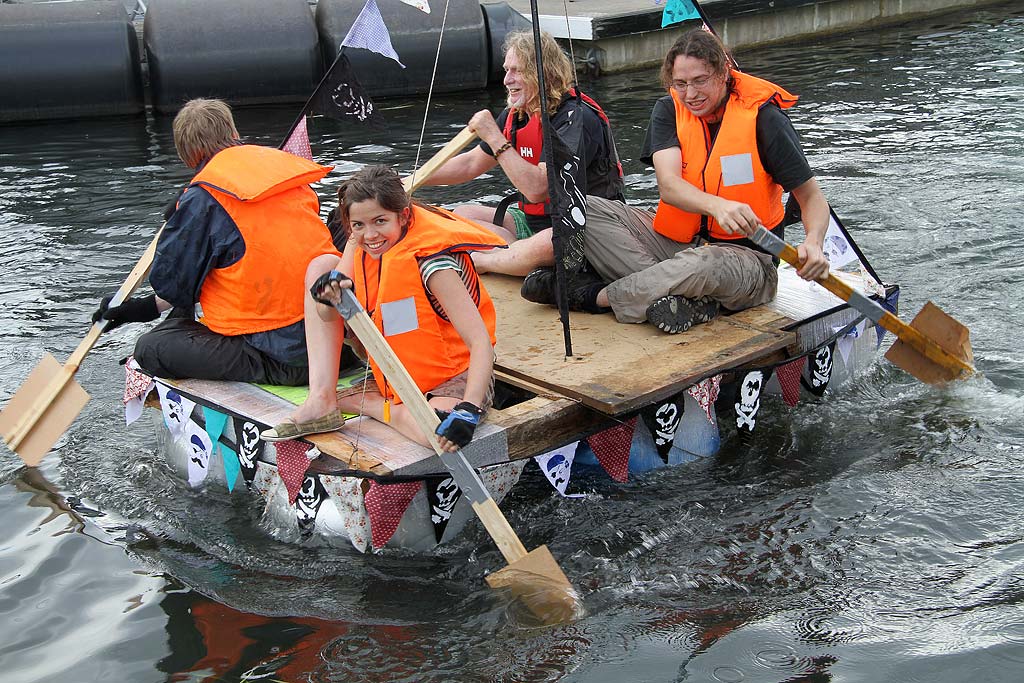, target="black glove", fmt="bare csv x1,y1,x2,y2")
92,293,160,332
434,401,484,448
310,270,353,306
